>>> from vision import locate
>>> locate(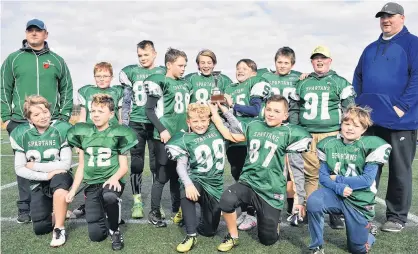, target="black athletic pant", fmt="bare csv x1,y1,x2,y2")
31,173,73,235
366,126,417,225
220,182,281,246
181,181,221,236
6,119,31,214
128,121,156,194
150,139,180,213
226,146,255,215
85,182,125,242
